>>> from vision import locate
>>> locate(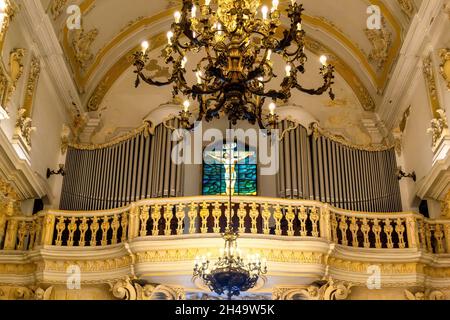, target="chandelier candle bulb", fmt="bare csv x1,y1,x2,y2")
285,64,292,77
167,31,174,45
183,100,190,112
196,71,203,84
261,6,268,20
297,22,302,31
320,55,328,66
191,5,197,18
267,49,272,61
174,11,181,23
141,41,149,53
205,0,211,6
181,56,188,69
269,103,276,115
272,0,279,12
